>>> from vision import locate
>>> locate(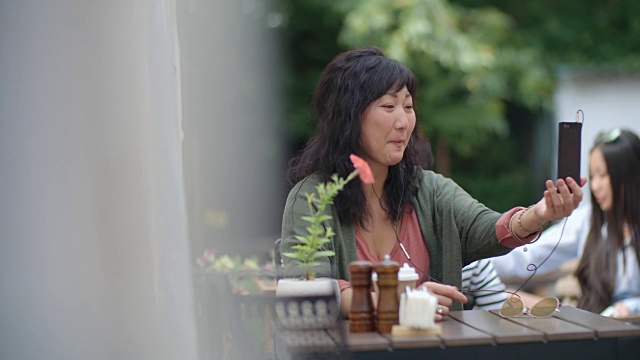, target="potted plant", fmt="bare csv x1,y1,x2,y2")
194,250,277,359
275,154,373,329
